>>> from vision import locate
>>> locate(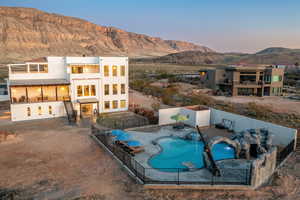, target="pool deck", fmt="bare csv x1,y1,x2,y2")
125,125,252,183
